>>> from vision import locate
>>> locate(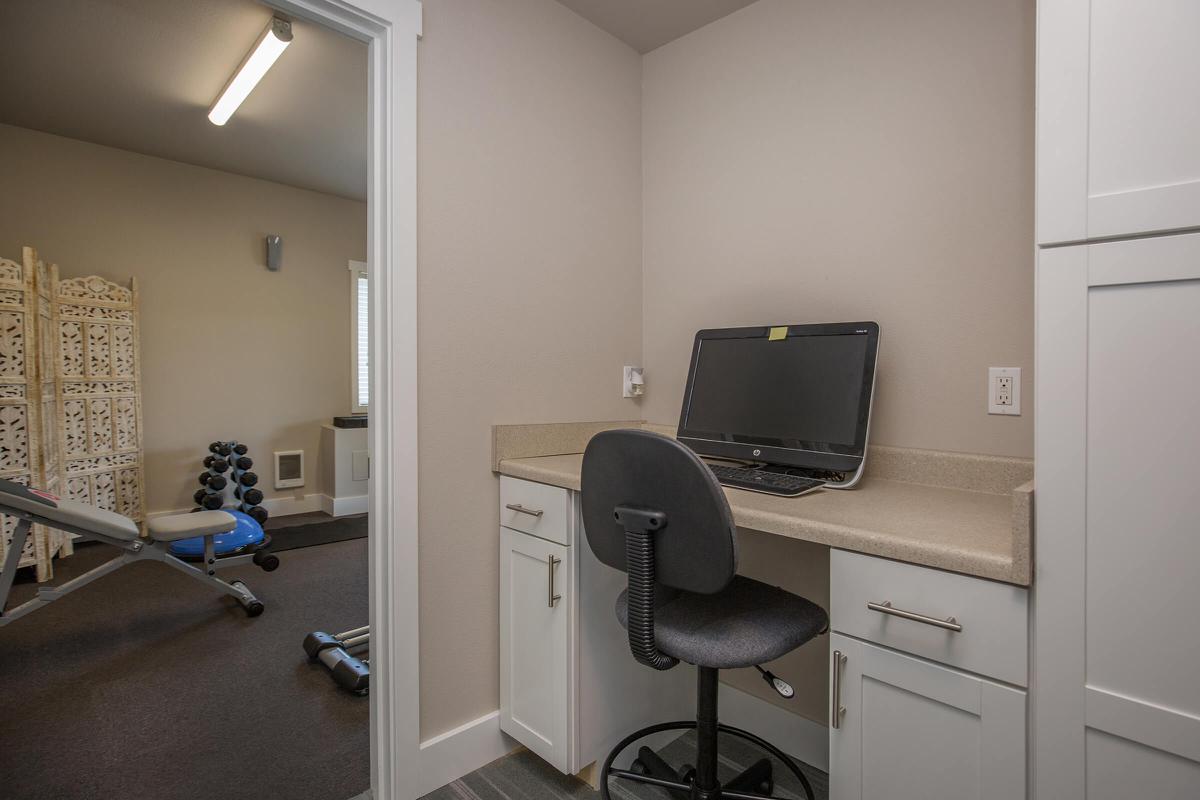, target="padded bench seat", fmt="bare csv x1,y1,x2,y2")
147,511,237,542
